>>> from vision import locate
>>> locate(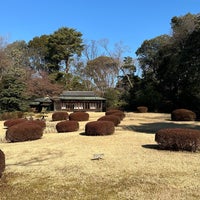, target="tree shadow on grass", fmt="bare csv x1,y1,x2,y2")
6,150,64,167
122,122,200,134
